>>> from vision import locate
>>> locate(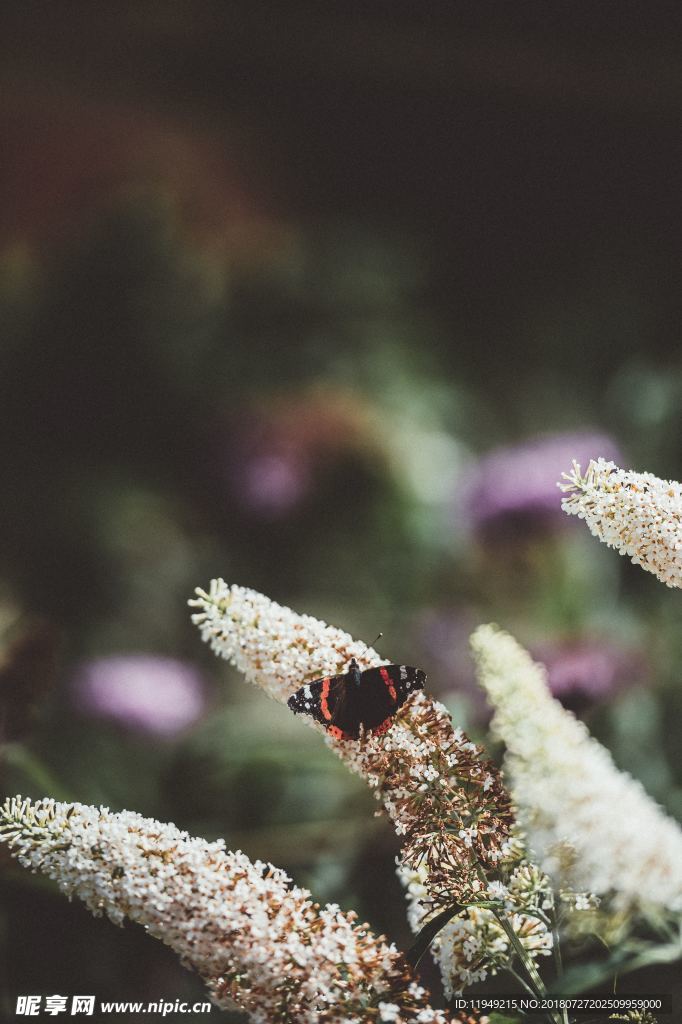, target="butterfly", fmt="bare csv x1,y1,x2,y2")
287,658,426,740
